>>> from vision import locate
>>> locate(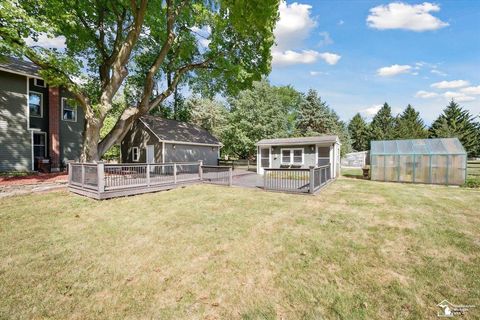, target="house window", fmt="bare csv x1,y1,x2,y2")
61,98,77,122
29,92,43,117
281,148,304,165
34,78,46,87
132,147,140,162
281,149,290,163
33,132,47,158
293,149,302,163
